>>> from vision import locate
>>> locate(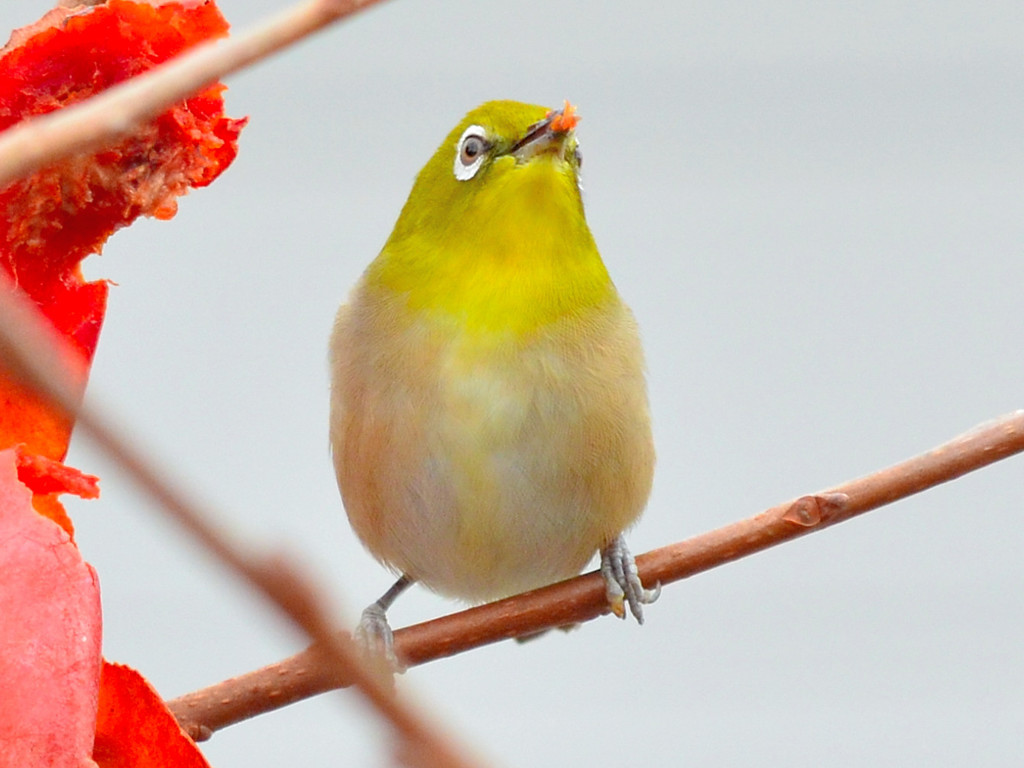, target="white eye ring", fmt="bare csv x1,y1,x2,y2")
454,125,489,181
